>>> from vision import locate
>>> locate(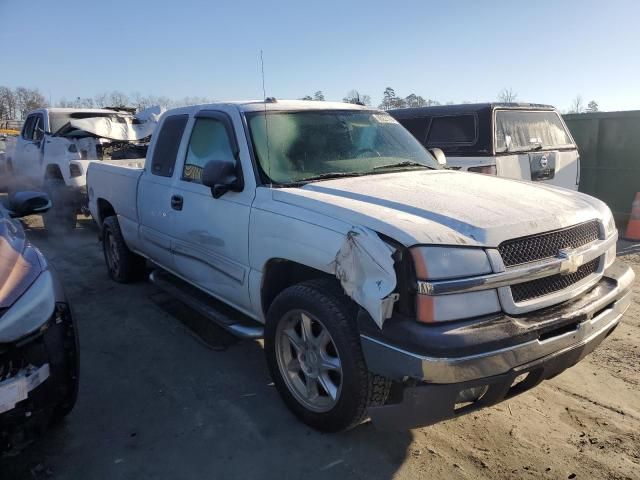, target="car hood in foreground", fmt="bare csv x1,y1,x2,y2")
272,170,610,247
0,218,41,309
